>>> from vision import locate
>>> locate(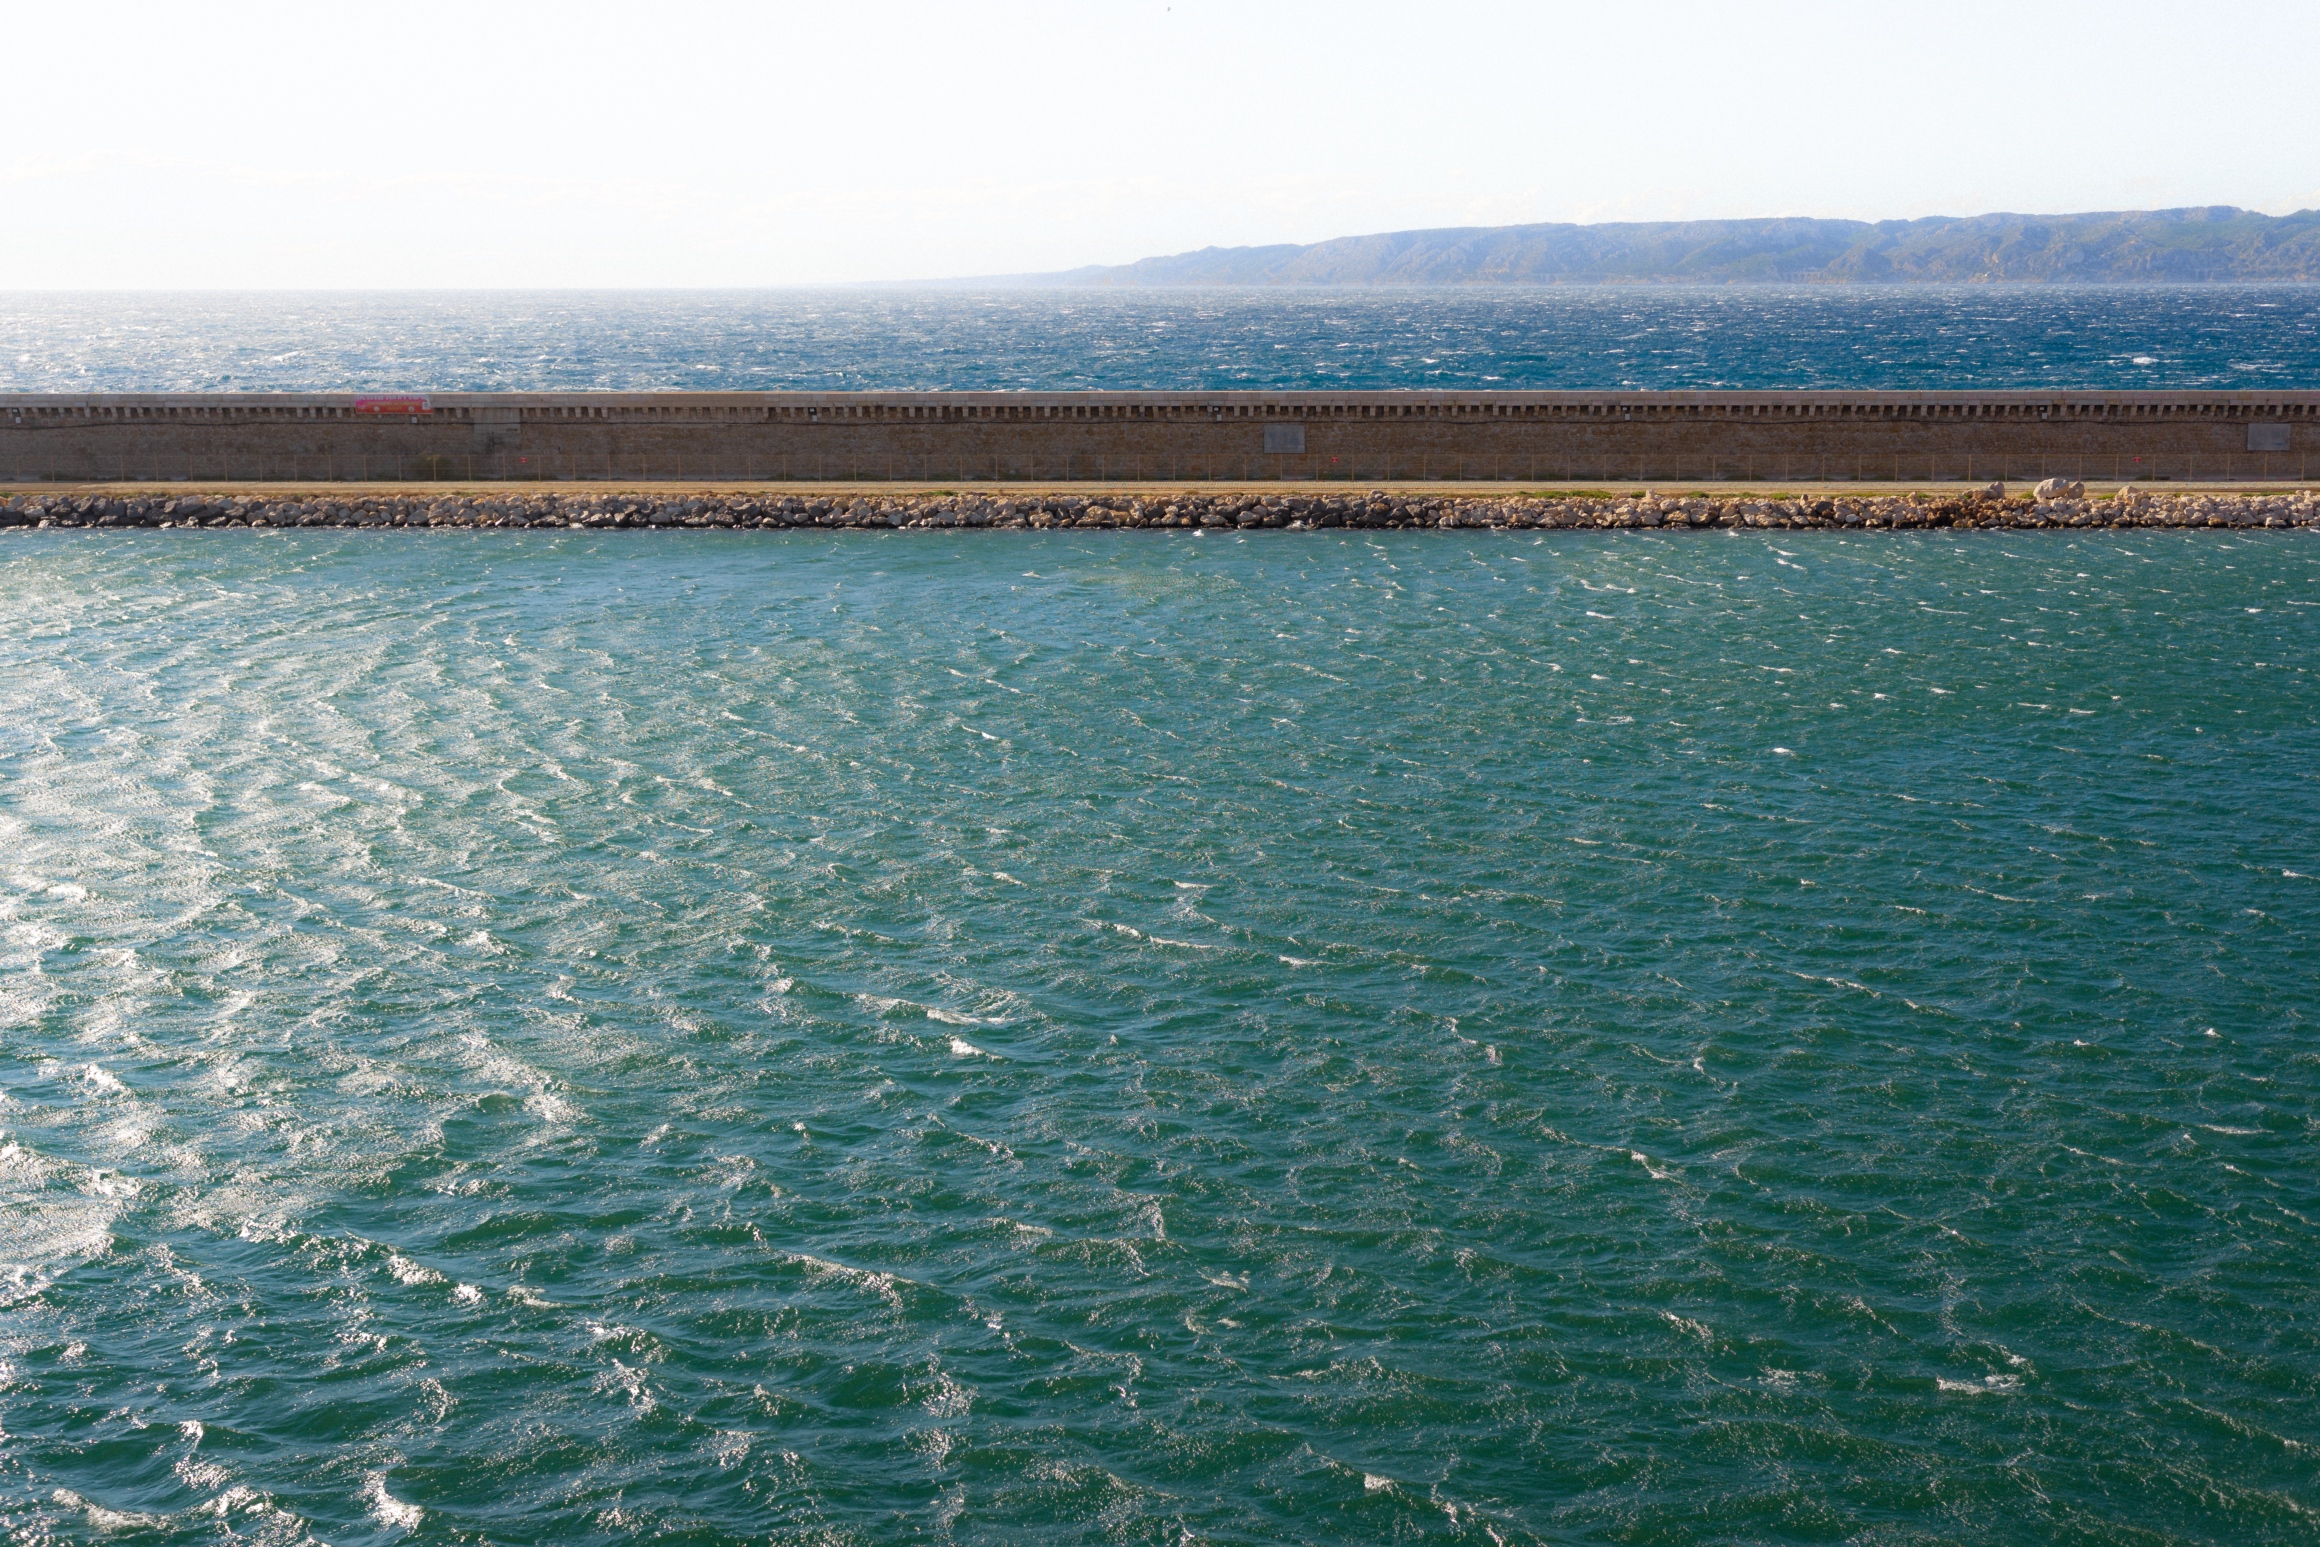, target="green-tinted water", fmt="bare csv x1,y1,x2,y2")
3,529,2315,1545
